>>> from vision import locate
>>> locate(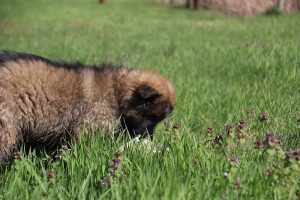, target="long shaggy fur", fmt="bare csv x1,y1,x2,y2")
0,51,175,165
